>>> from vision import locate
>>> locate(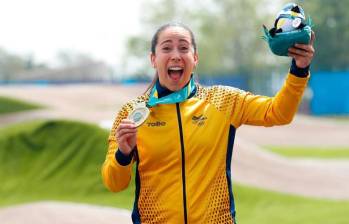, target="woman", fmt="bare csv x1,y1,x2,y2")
102,22,315,223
